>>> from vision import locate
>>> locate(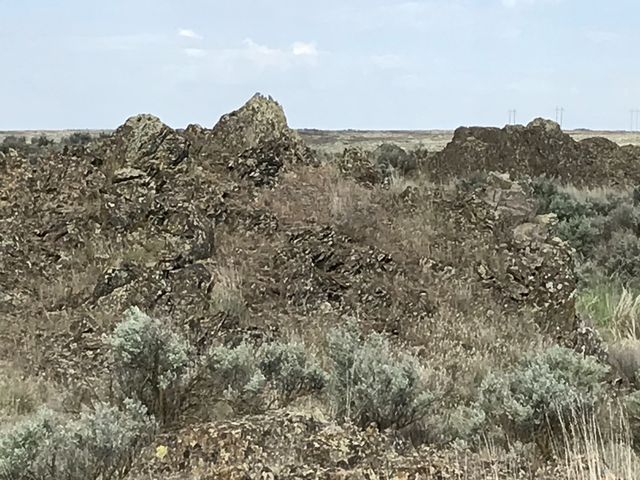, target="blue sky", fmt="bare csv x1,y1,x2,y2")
0,0,638,130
